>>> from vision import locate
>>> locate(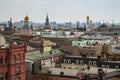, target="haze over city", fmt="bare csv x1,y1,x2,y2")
0,0,120,23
